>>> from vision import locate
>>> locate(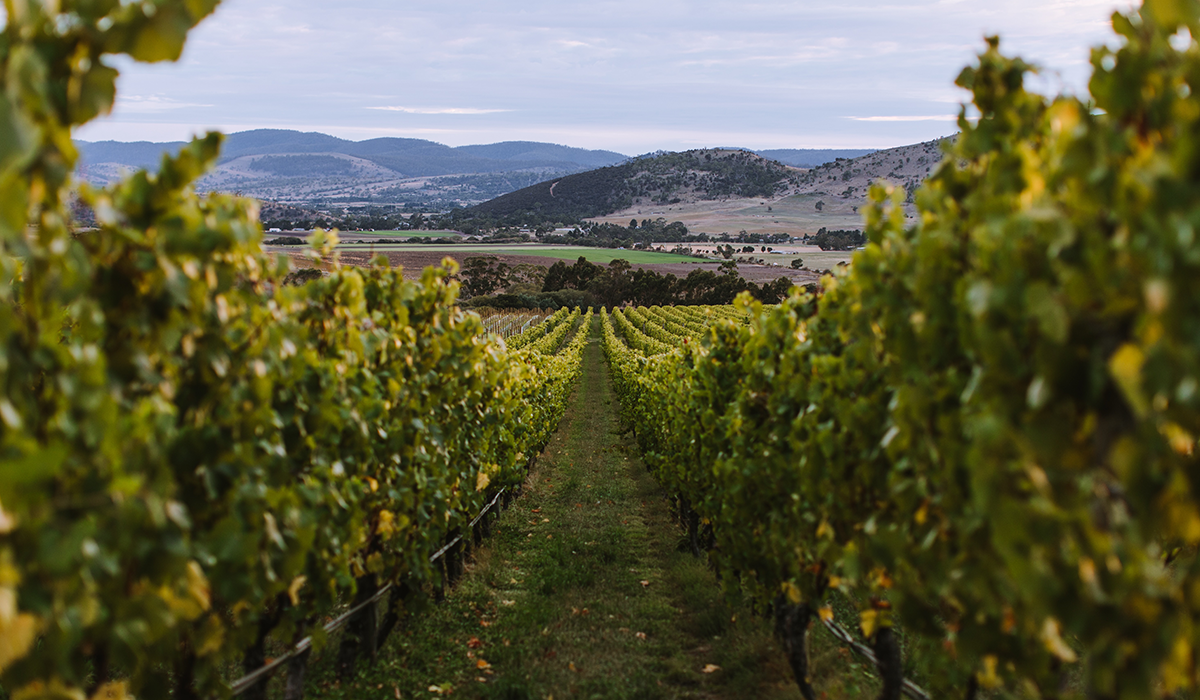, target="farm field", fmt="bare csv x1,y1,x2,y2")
687,243,854,270
589,193,889,236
